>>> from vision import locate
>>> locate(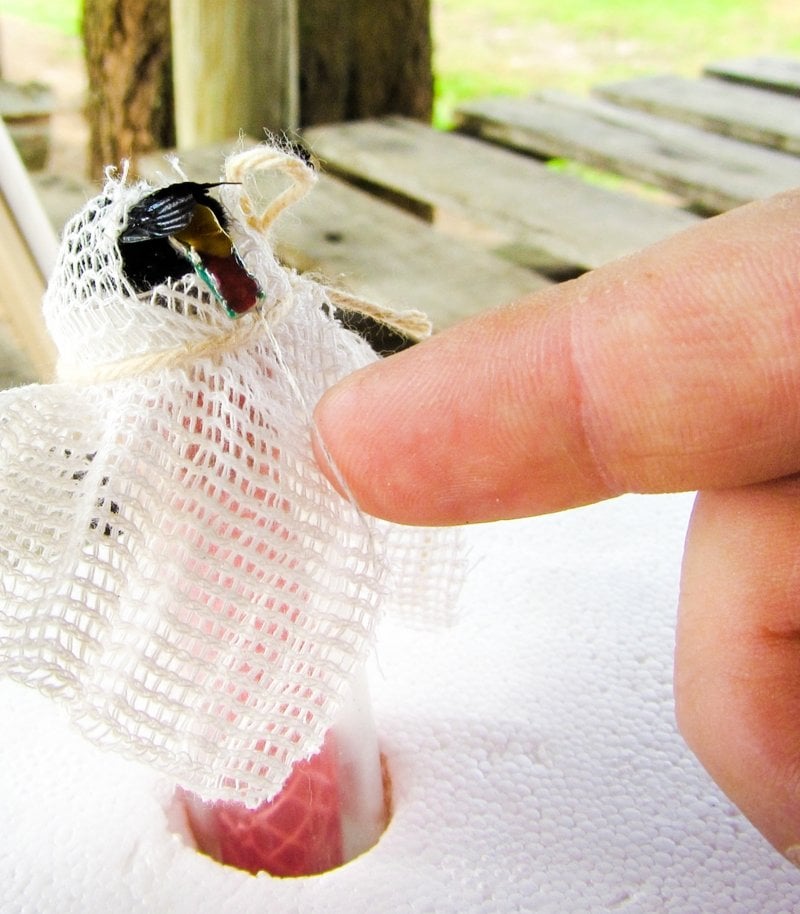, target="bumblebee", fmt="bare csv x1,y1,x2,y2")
119,180,417,355
119,181,263,317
